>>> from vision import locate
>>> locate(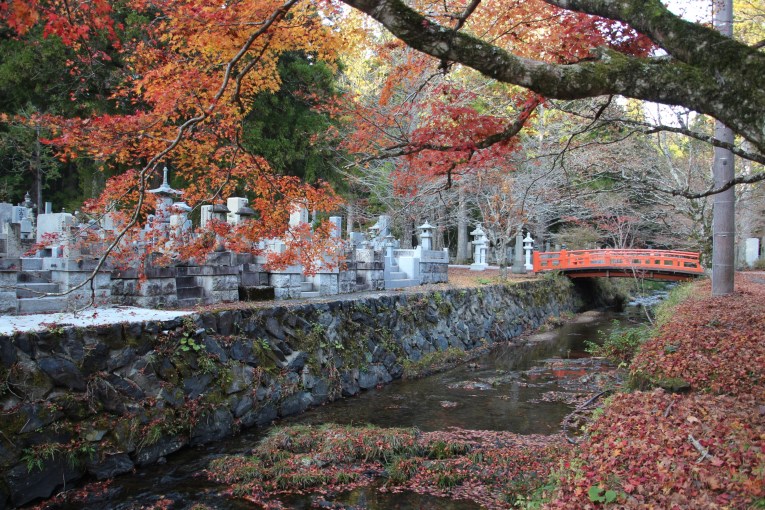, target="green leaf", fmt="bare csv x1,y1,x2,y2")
588,485,604,502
